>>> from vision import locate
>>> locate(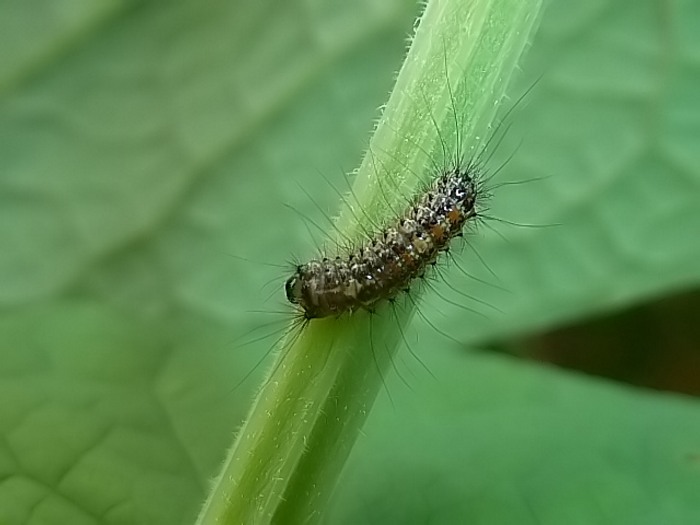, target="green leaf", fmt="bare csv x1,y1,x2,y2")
330,349,700,524
0,0,699,524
